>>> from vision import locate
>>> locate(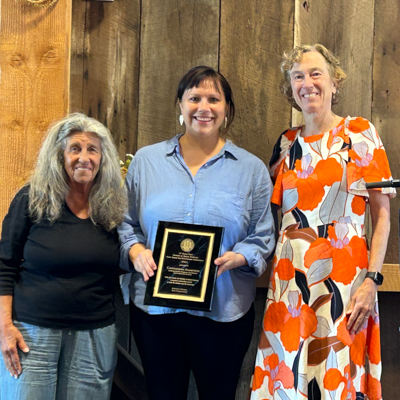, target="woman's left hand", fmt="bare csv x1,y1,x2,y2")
215,252,246,277
346,278,377,334
346,190,390,335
